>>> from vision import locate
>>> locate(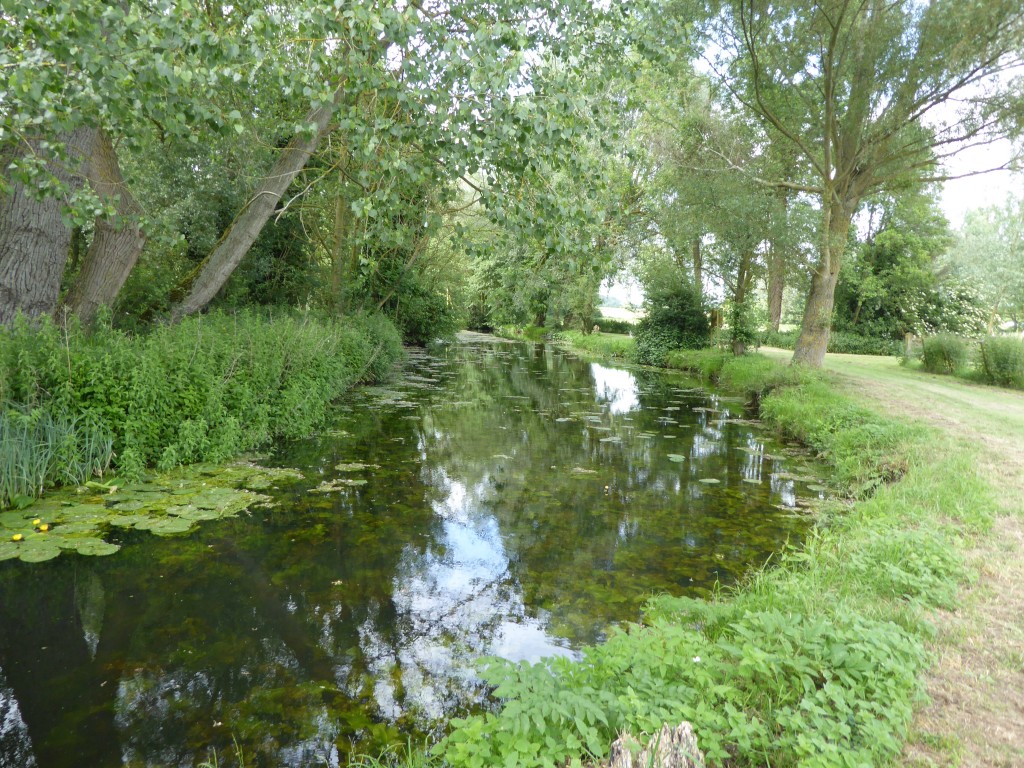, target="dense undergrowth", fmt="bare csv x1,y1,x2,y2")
0,311,402,507
430,344,993,768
